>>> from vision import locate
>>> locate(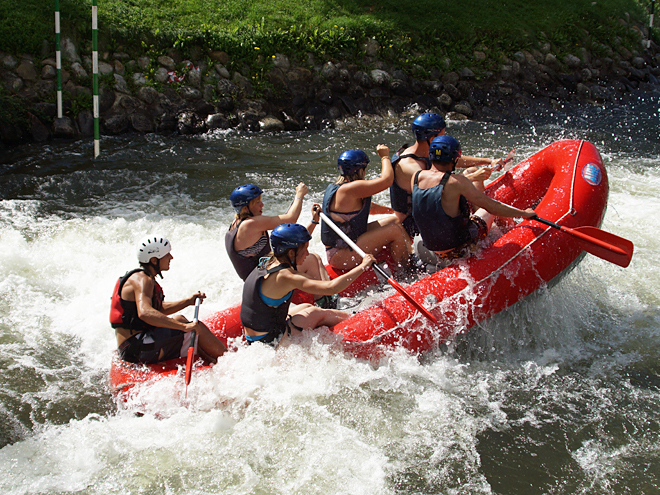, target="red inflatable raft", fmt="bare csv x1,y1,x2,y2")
110,140,610,402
